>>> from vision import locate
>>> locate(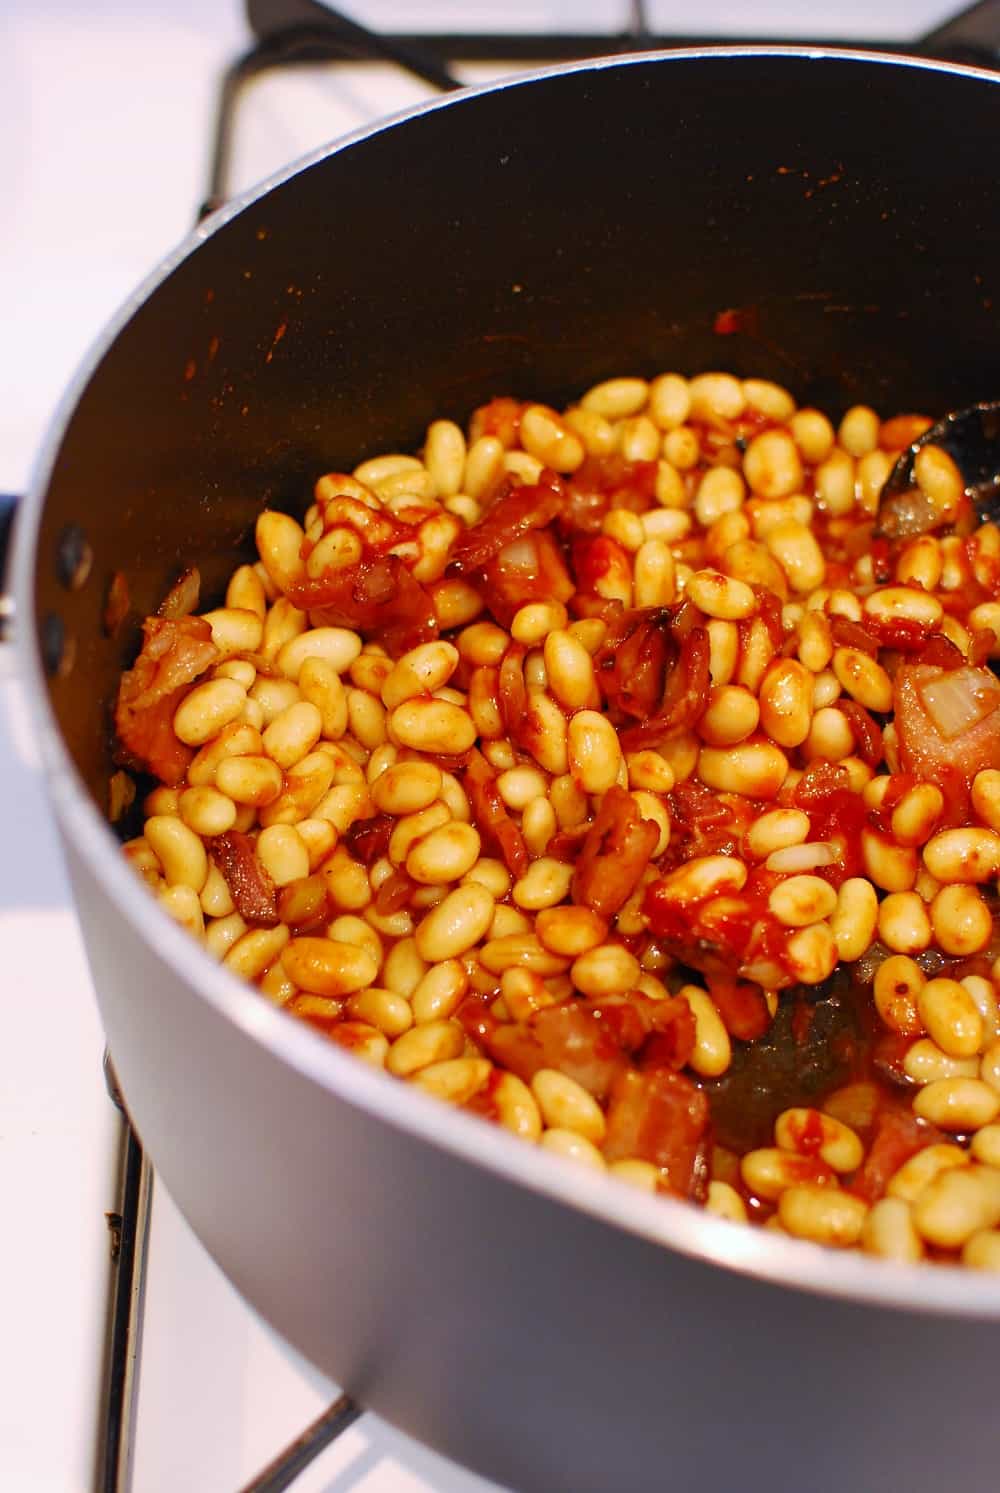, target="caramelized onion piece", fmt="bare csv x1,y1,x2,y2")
464,748,528,878
114,615,220,785
449,474,566,575
288,554,437,654
157,567,201,620
572,786,658,919
593,602,710,748
894,662,1000,819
